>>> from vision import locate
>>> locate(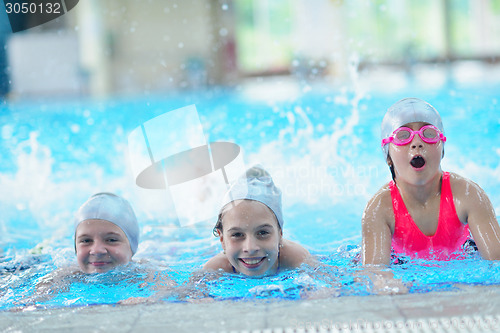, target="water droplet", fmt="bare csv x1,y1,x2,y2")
70,124,80,134
222,4,228,10
219,28,228,37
